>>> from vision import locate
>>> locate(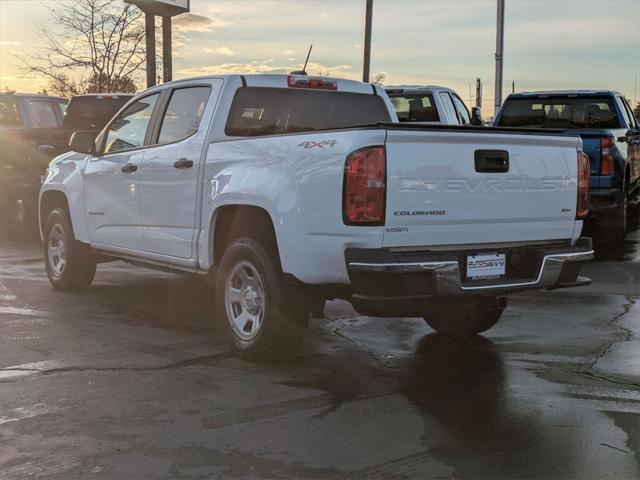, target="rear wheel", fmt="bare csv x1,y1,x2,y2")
599,184,628,241
44,207,96,291
215,237,309,360
423,296,506,337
